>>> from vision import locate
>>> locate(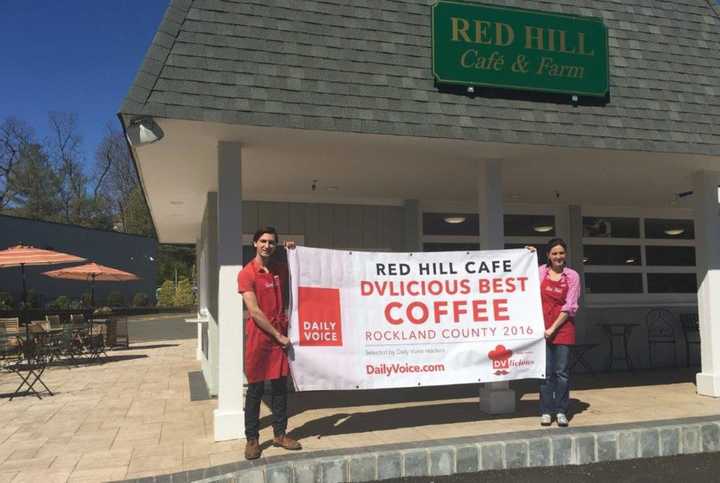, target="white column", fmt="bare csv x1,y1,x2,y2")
692,171,720,397
213,142,247,440
477,159,516,414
